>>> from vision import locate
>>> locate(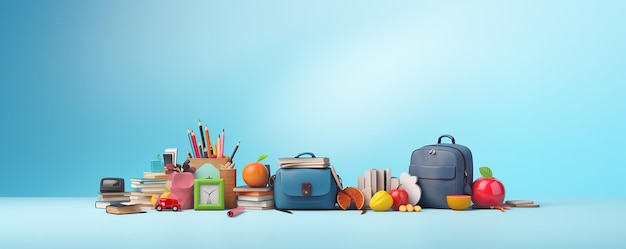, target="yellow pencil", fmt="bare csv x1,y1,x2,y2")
213,140,218,157
217,135,222,158
205,126,212,156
